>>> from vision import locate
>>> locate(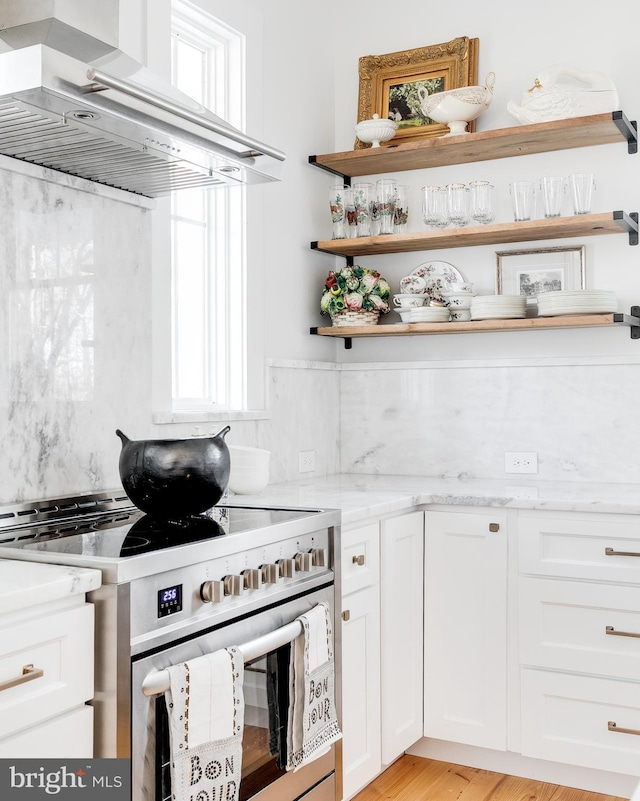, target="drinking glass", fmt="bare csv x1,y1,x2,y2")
469,180,495,224
376,178,397,234
353,182,373,237
509,181,535,221
570,173,596,215
540,176,565,218
393,185,410,233
328,184,348,239
344,187,358,238
446,182,470,227
422,185,448,229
